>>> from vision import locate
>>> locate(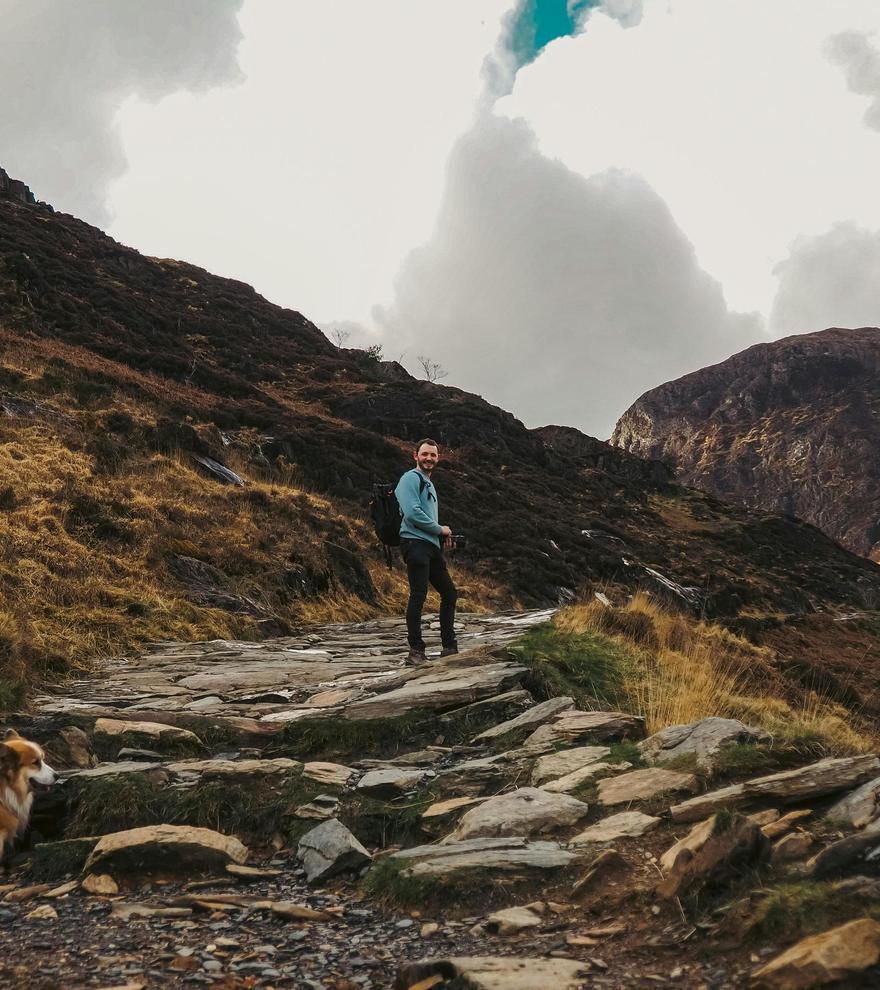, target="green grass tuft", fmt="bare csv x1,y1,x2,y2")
508,623,636,708
750,881,880,942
